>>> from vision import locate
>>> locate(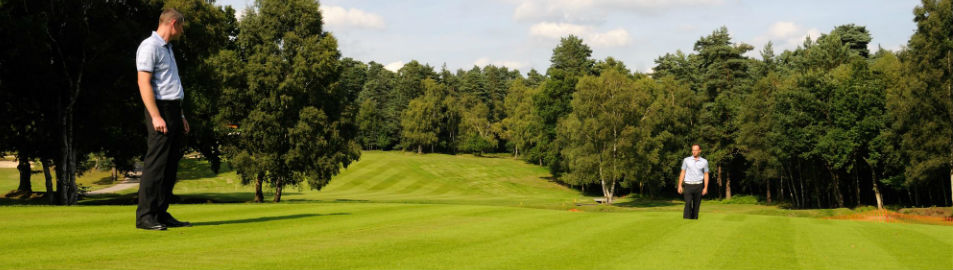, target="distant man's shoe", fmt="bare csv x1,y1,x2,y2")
160,215,192,228
136,223,167,231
